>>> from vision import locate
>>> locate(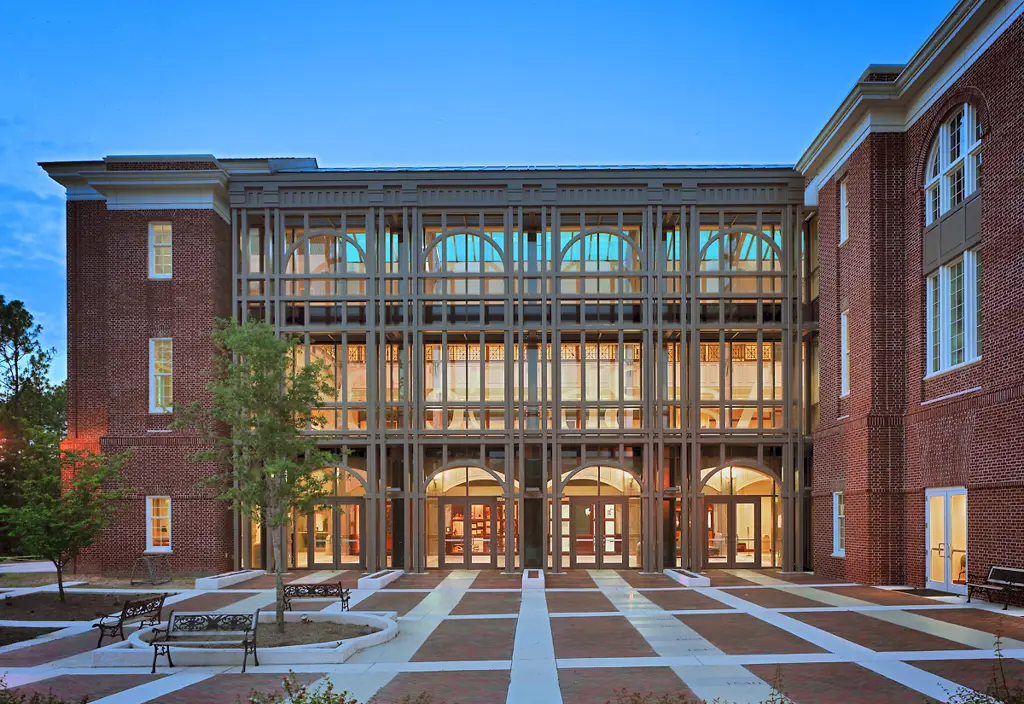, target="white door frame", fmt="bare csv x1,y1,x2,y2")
925,487,968,595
